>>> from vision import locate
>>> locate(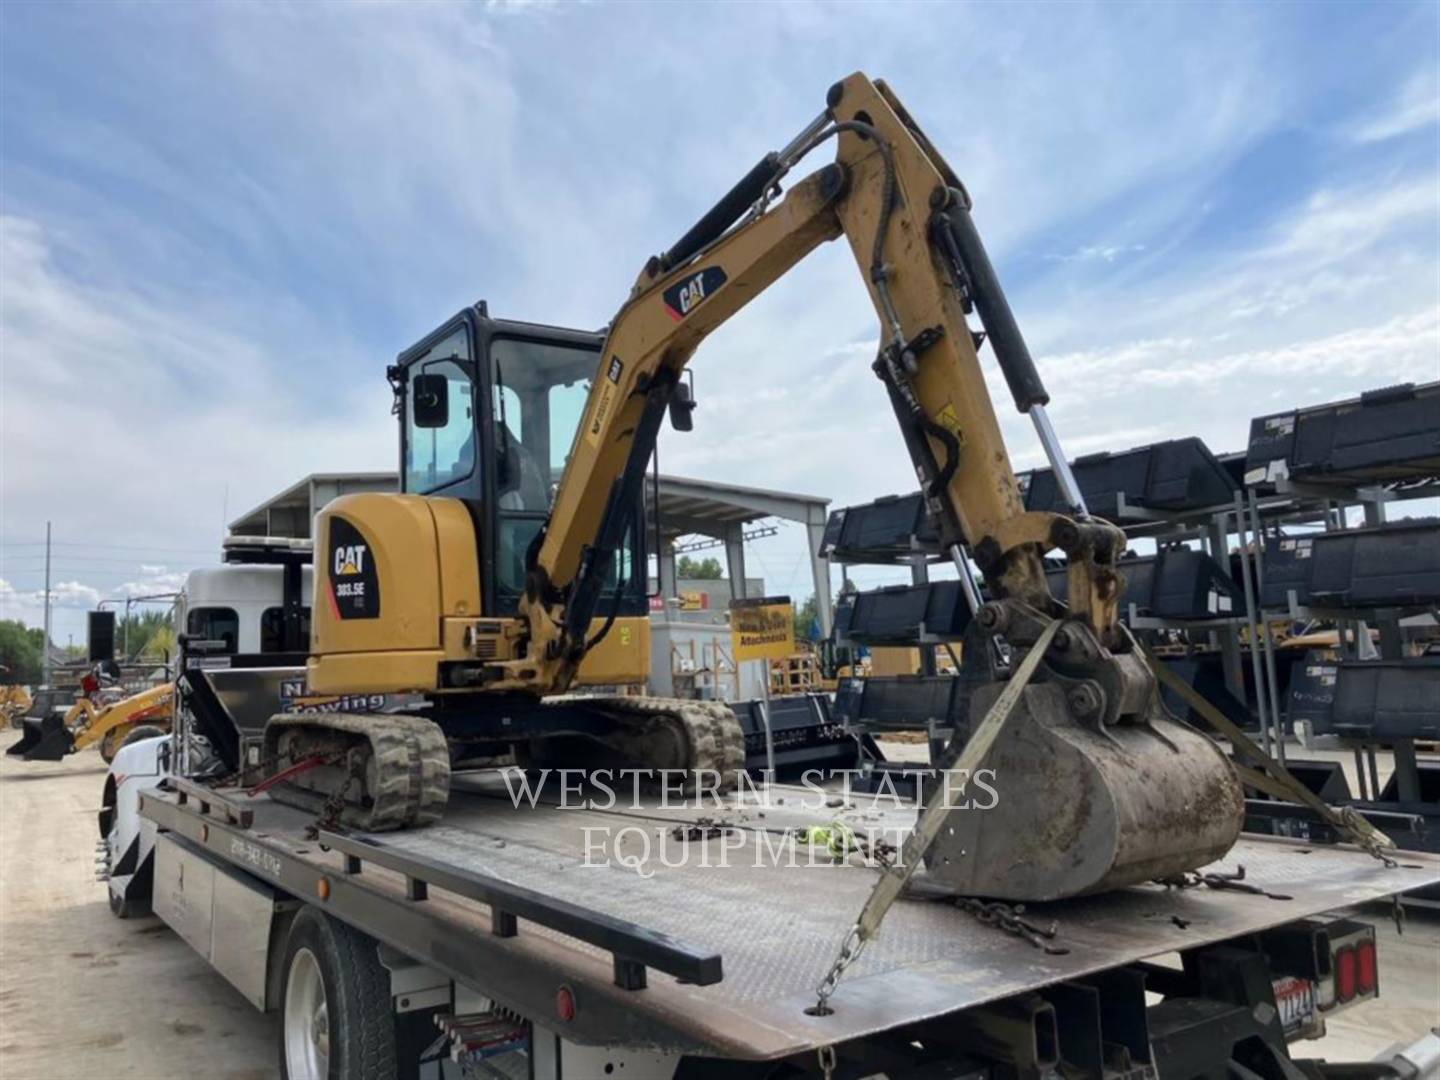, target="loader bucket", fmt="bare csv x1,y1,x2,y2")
927,682,1244,901
8,715,75,762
